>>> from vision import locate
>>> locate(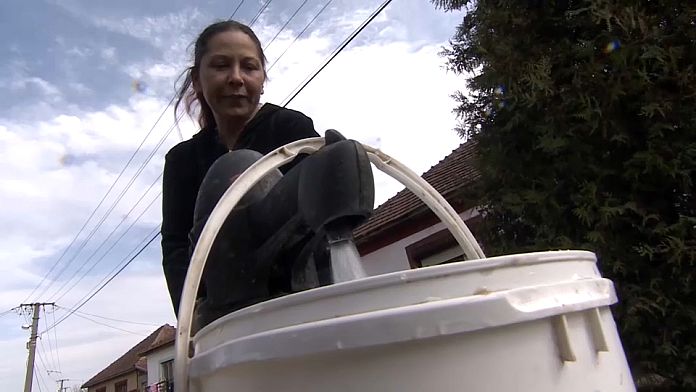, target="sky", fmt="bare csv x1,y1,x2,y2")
0,0,467,390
